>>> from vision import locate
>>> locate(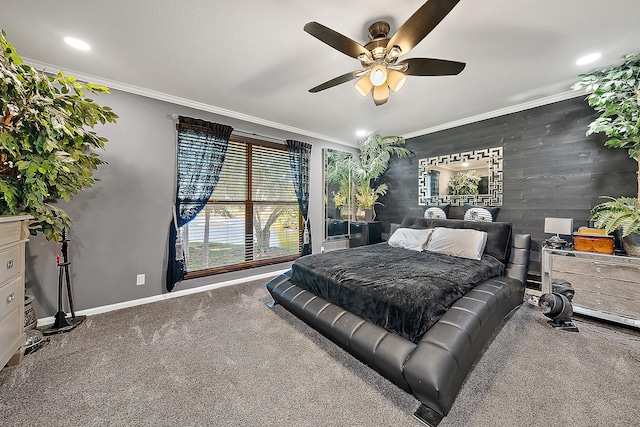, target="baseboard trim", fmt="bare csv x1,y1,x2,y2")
37,269,289,326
